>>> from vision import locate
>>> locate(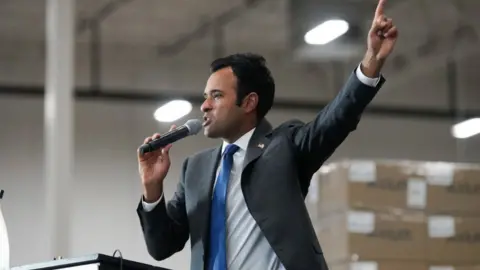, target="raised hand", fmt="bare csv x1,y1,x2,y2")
362,0,399,76
138,125,176,202
368,0,398,60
